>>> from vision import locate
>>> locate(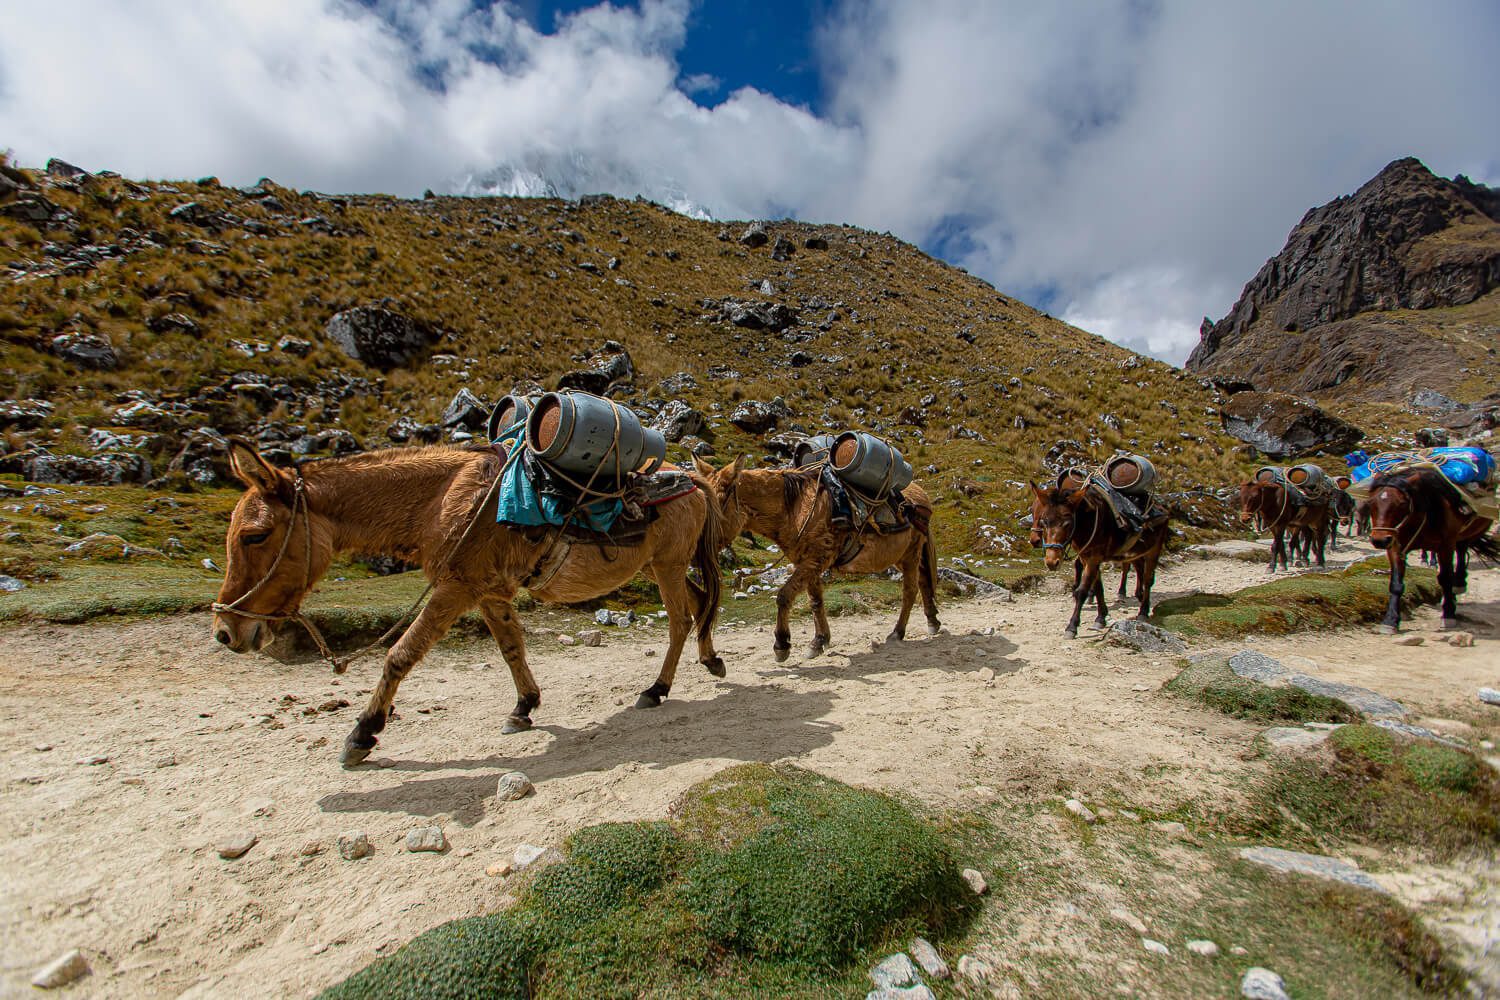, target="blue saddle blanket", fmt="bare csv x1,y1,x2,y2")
495,447,623,533
1347,447,1495,487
